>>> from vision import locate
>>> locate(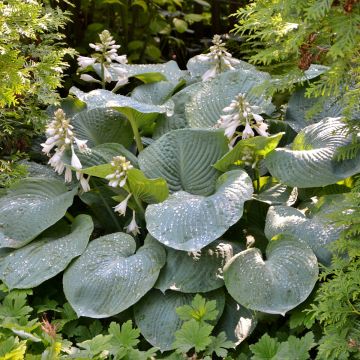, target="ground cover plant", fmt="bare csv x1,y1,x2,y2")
0,0,359,359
